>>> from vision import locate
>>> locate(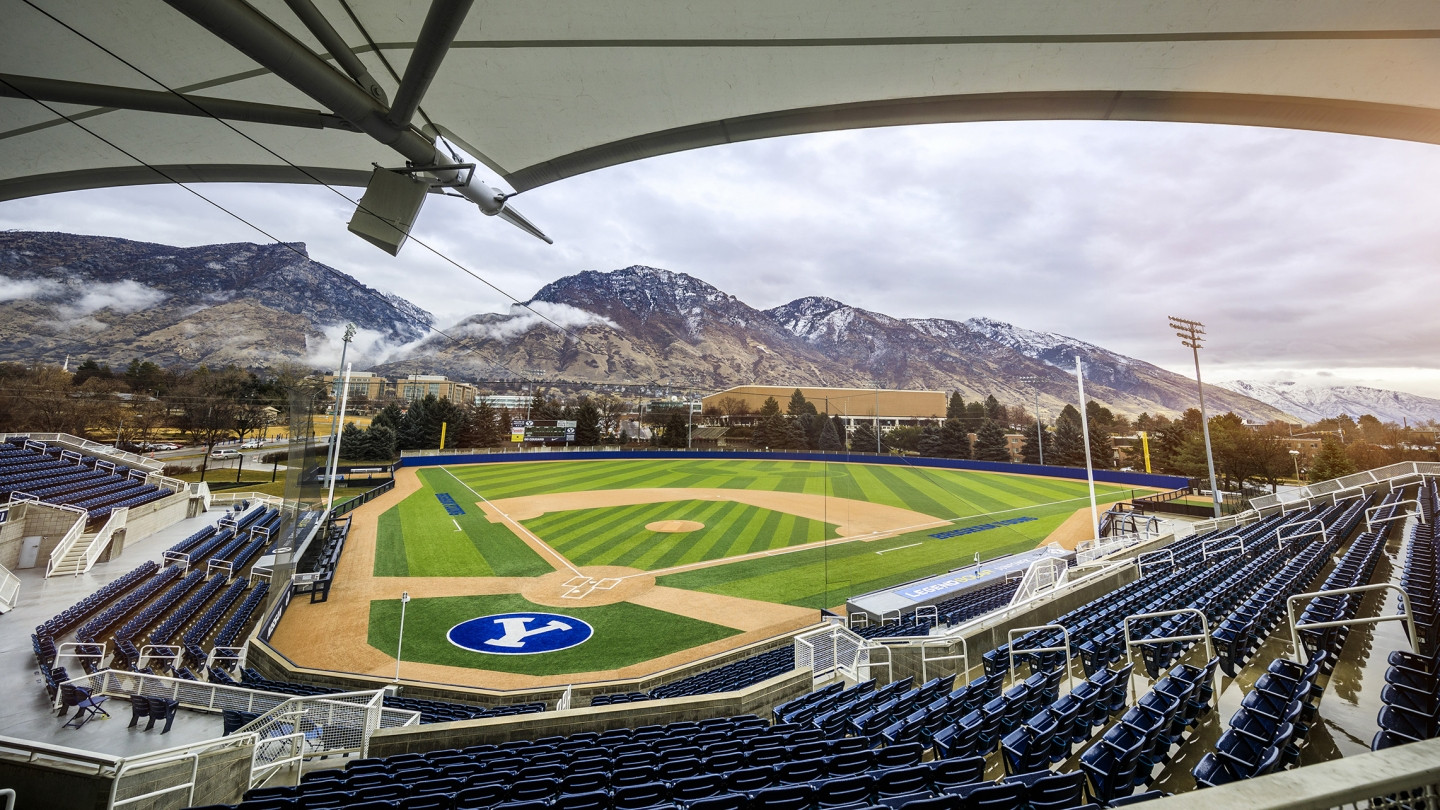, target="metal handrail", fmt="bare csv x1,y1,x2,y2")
920,636,969,683
1287,584,1416,663
1121,608,1216,704
1007,624,1074,695
1201,534,1245,560
0,561,19,612
1366,499,1421,533
1136,549,1175,578
110,751,200,809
